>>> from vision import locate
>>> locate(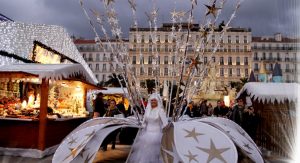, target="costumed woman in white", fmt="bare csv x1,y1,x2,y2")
127,93,168,163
